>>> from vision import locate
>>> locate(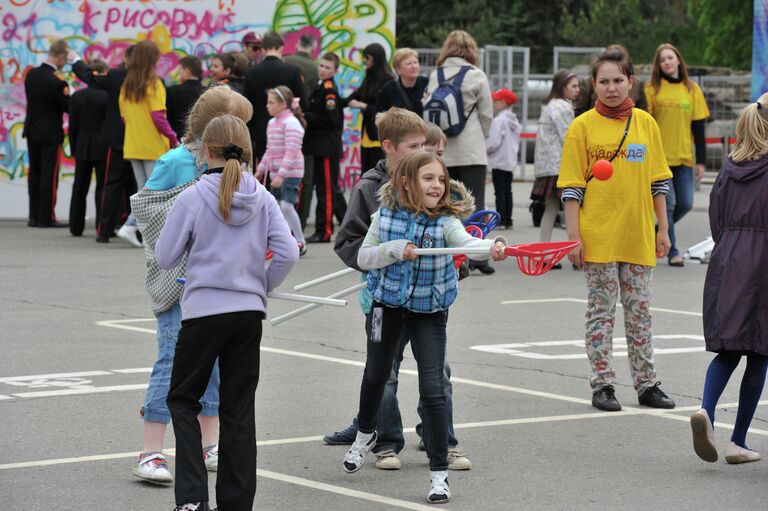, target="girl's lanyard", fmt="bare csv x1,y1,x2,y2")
609,111,633,163
586,111,632,183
